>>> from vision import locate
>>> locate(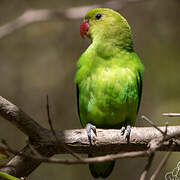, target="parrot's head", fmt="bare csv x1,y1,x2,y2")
80,8,133,49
